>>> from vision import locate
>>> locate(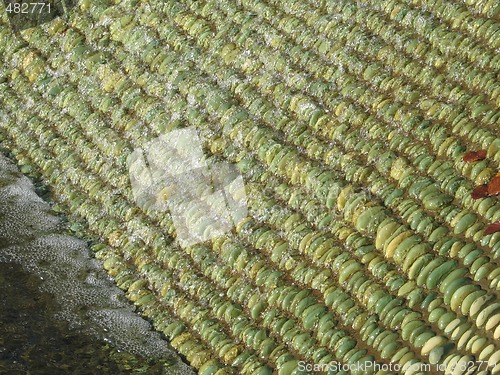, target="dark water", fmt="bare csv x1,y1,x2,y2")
0,154,195,374
0,261,174,375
